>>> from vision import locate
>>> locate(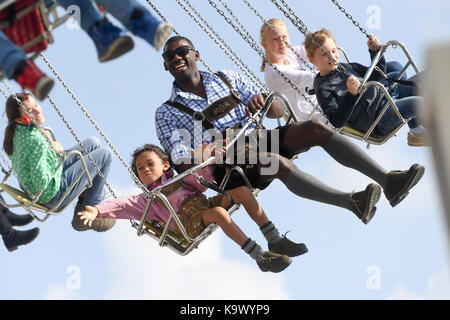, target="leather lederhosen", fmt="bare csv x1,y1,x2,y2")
164,72,268,190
